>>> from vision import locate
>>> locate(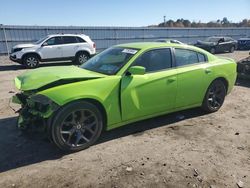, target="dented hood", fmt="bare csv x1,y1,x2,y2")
15,66,106,91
